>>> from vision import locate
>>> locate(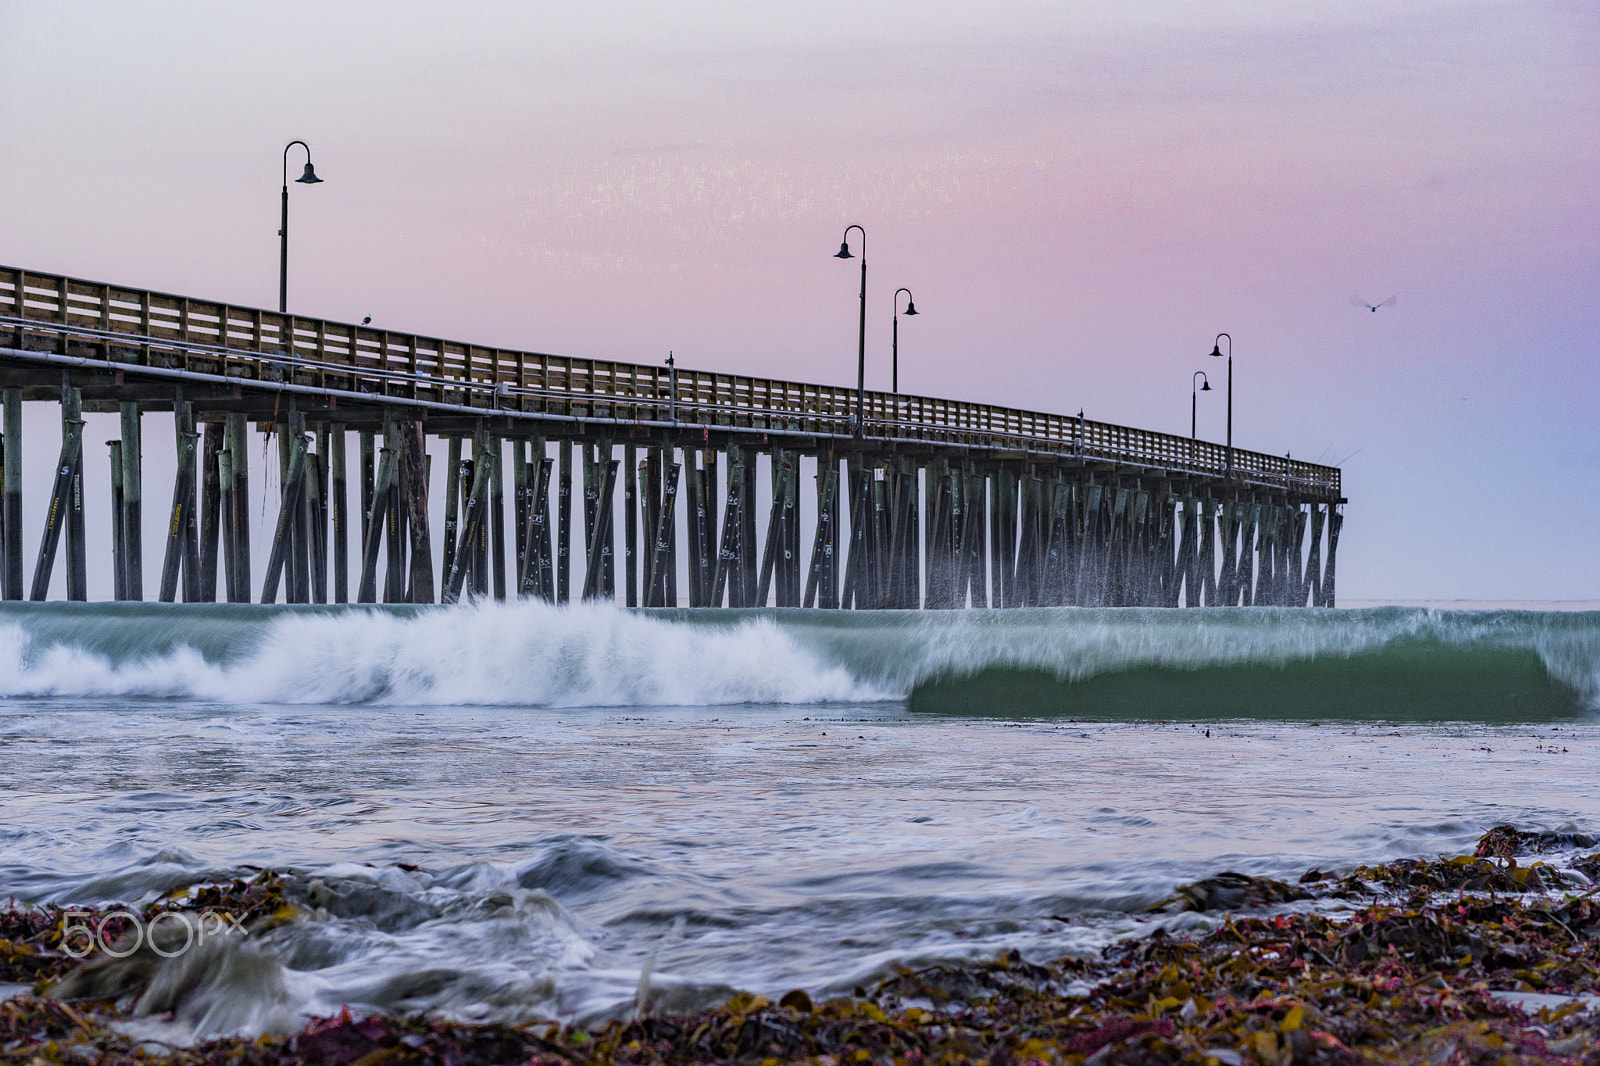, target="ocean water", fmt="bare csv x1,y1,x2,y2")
2,601,1598,1039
